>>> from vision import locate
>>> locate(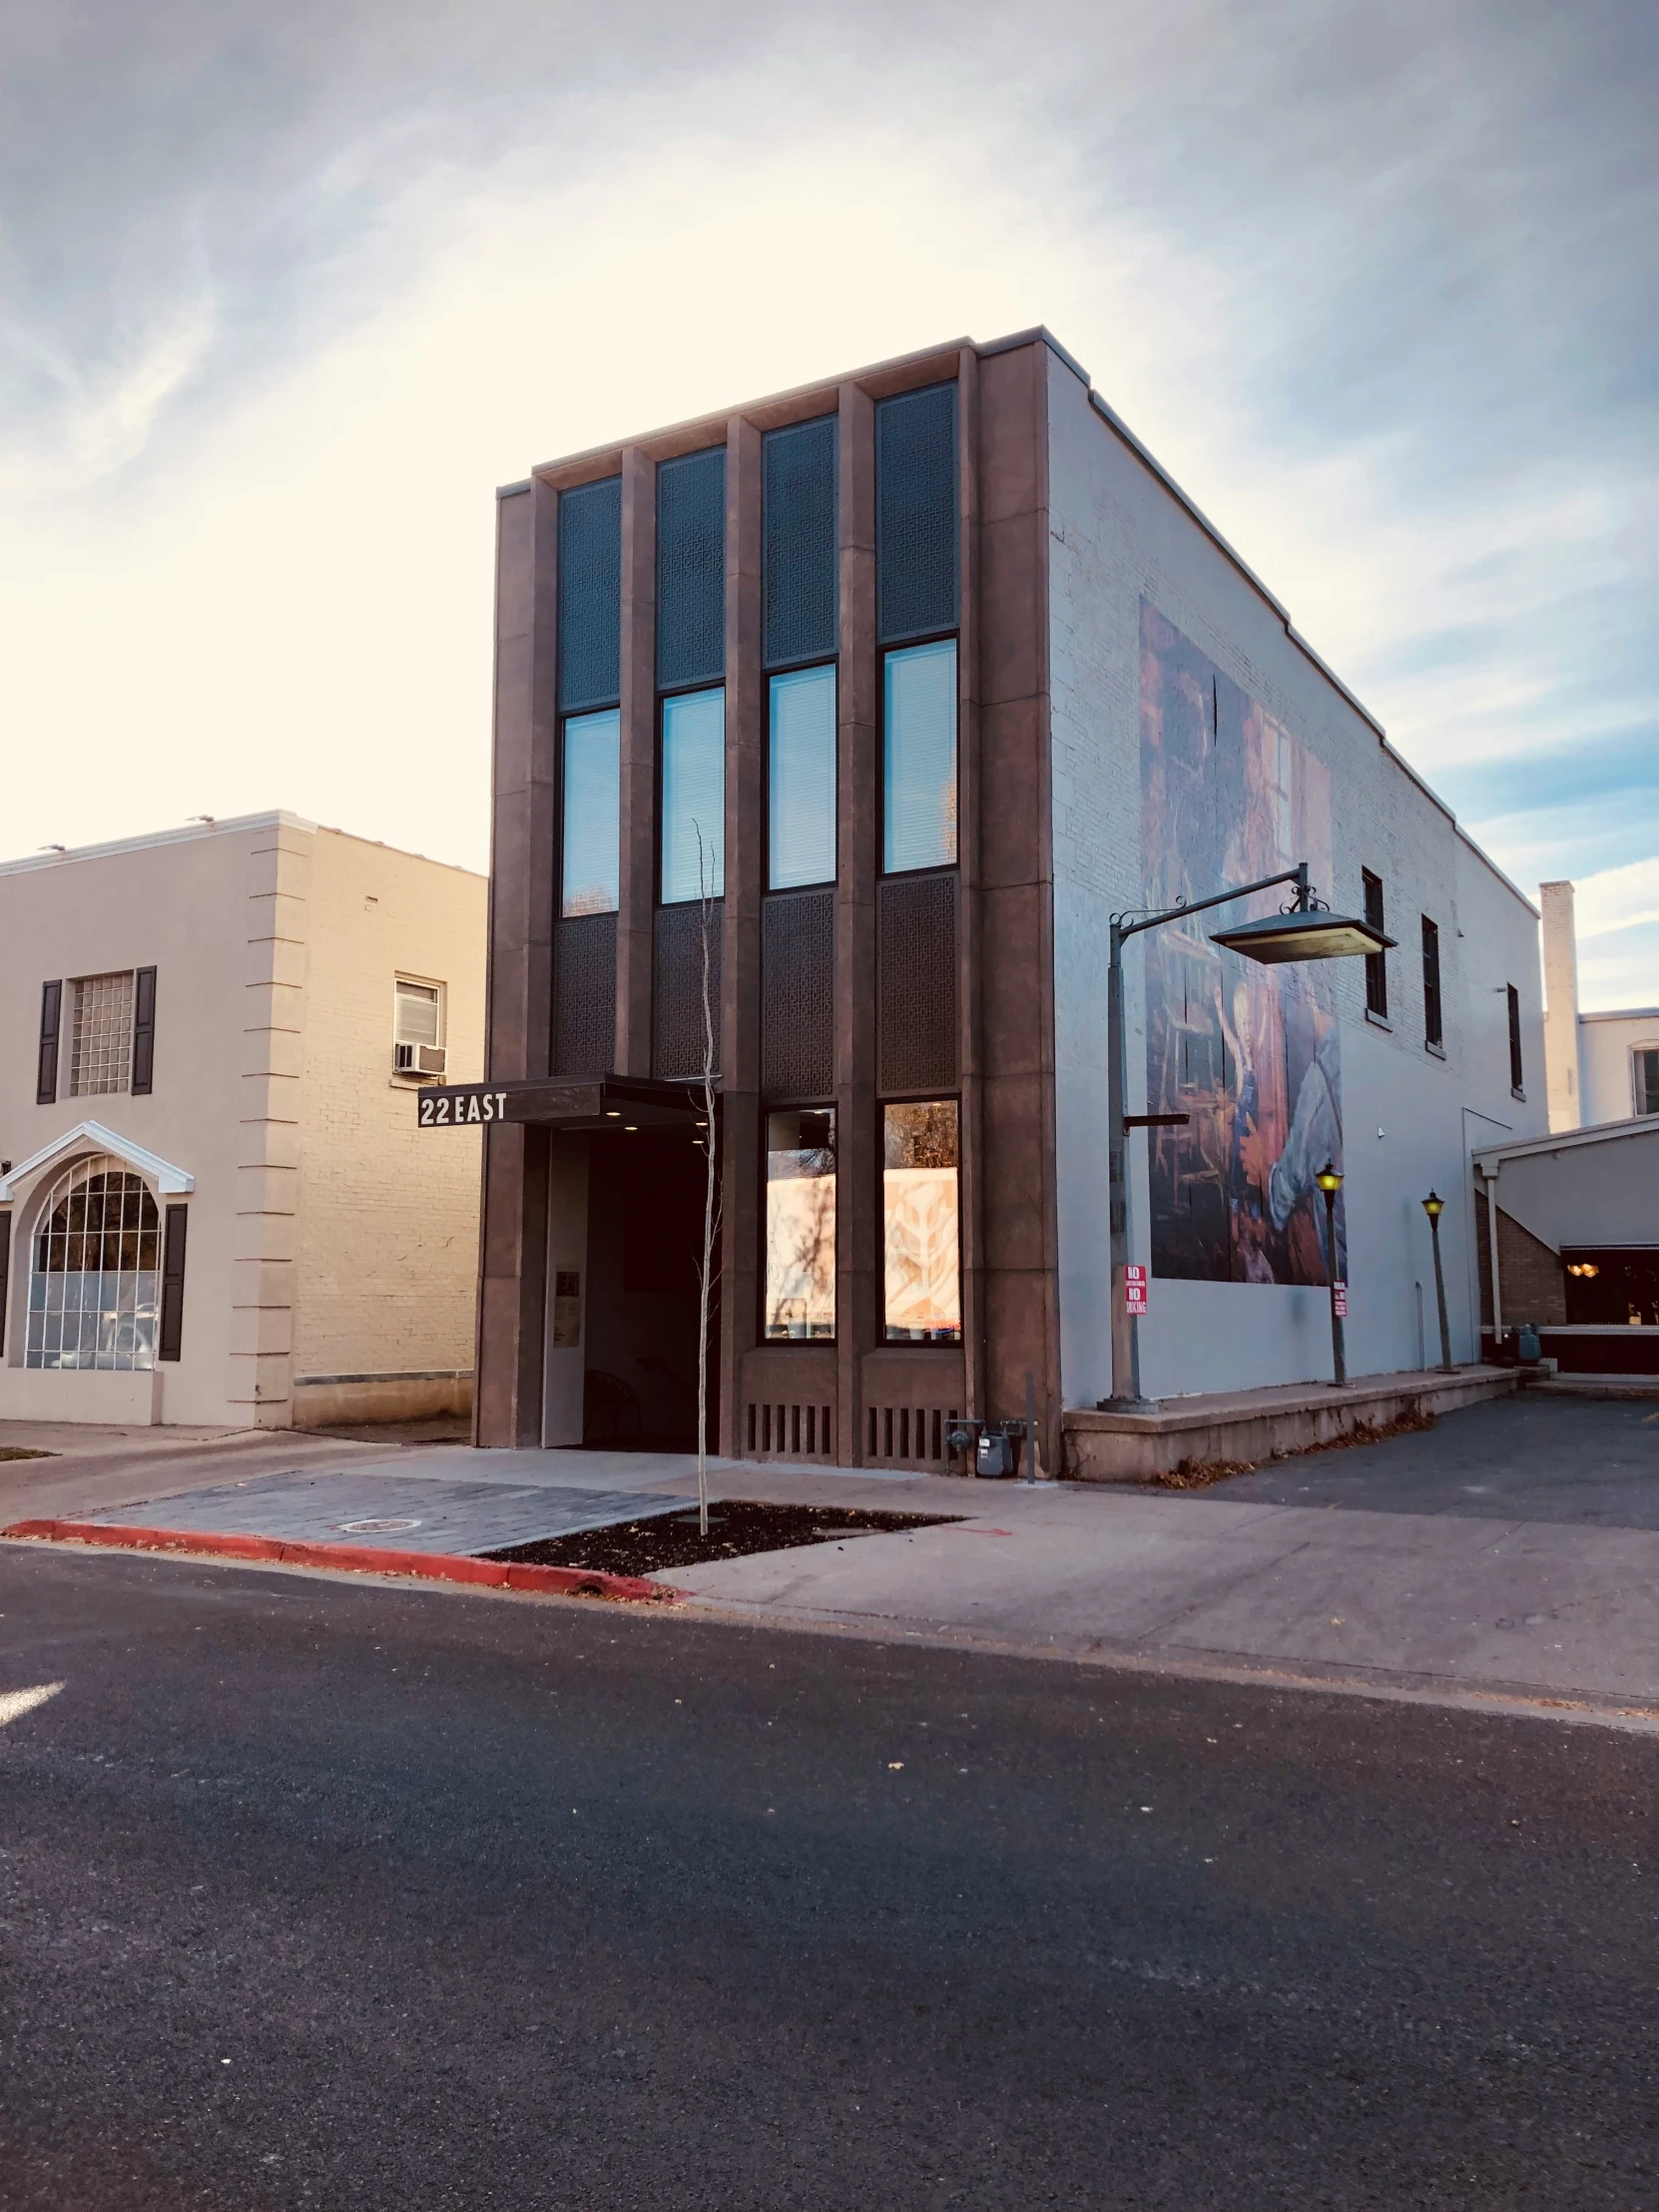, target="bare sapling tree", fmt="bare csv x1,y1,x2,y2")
693,824,721,1537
